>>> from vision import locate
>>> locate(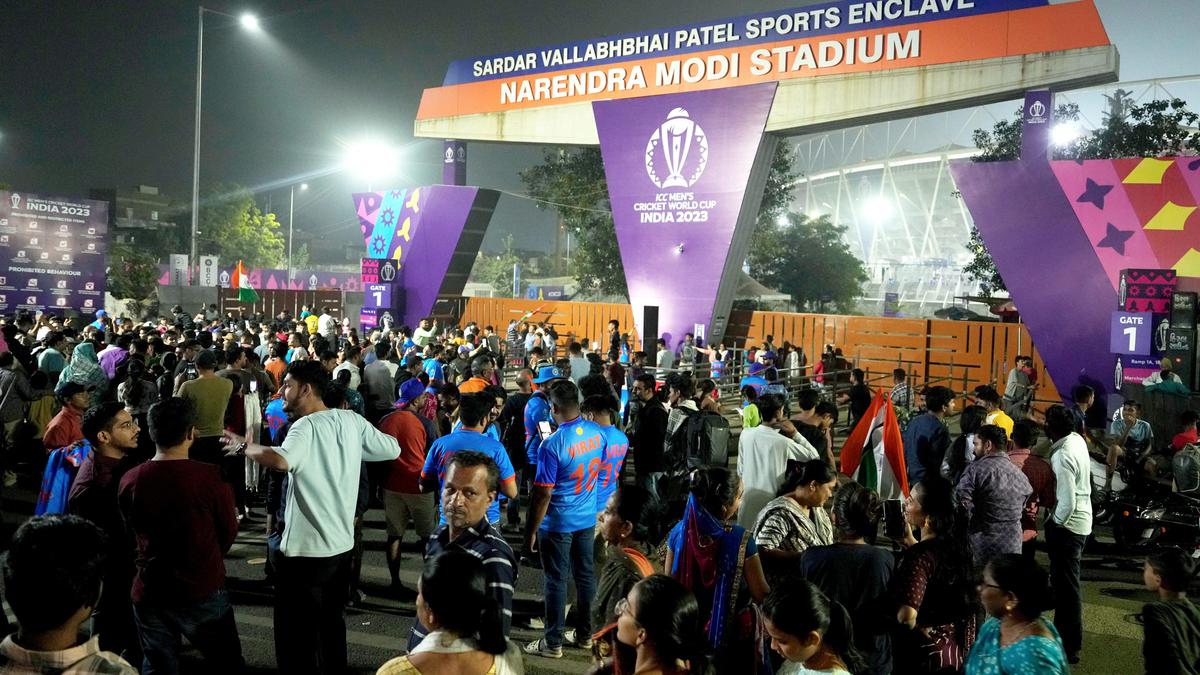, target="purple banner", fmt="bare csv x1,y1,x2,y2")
352,185,499,328
0,190,108,315
594,82,777,348
1021,89,1053,160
